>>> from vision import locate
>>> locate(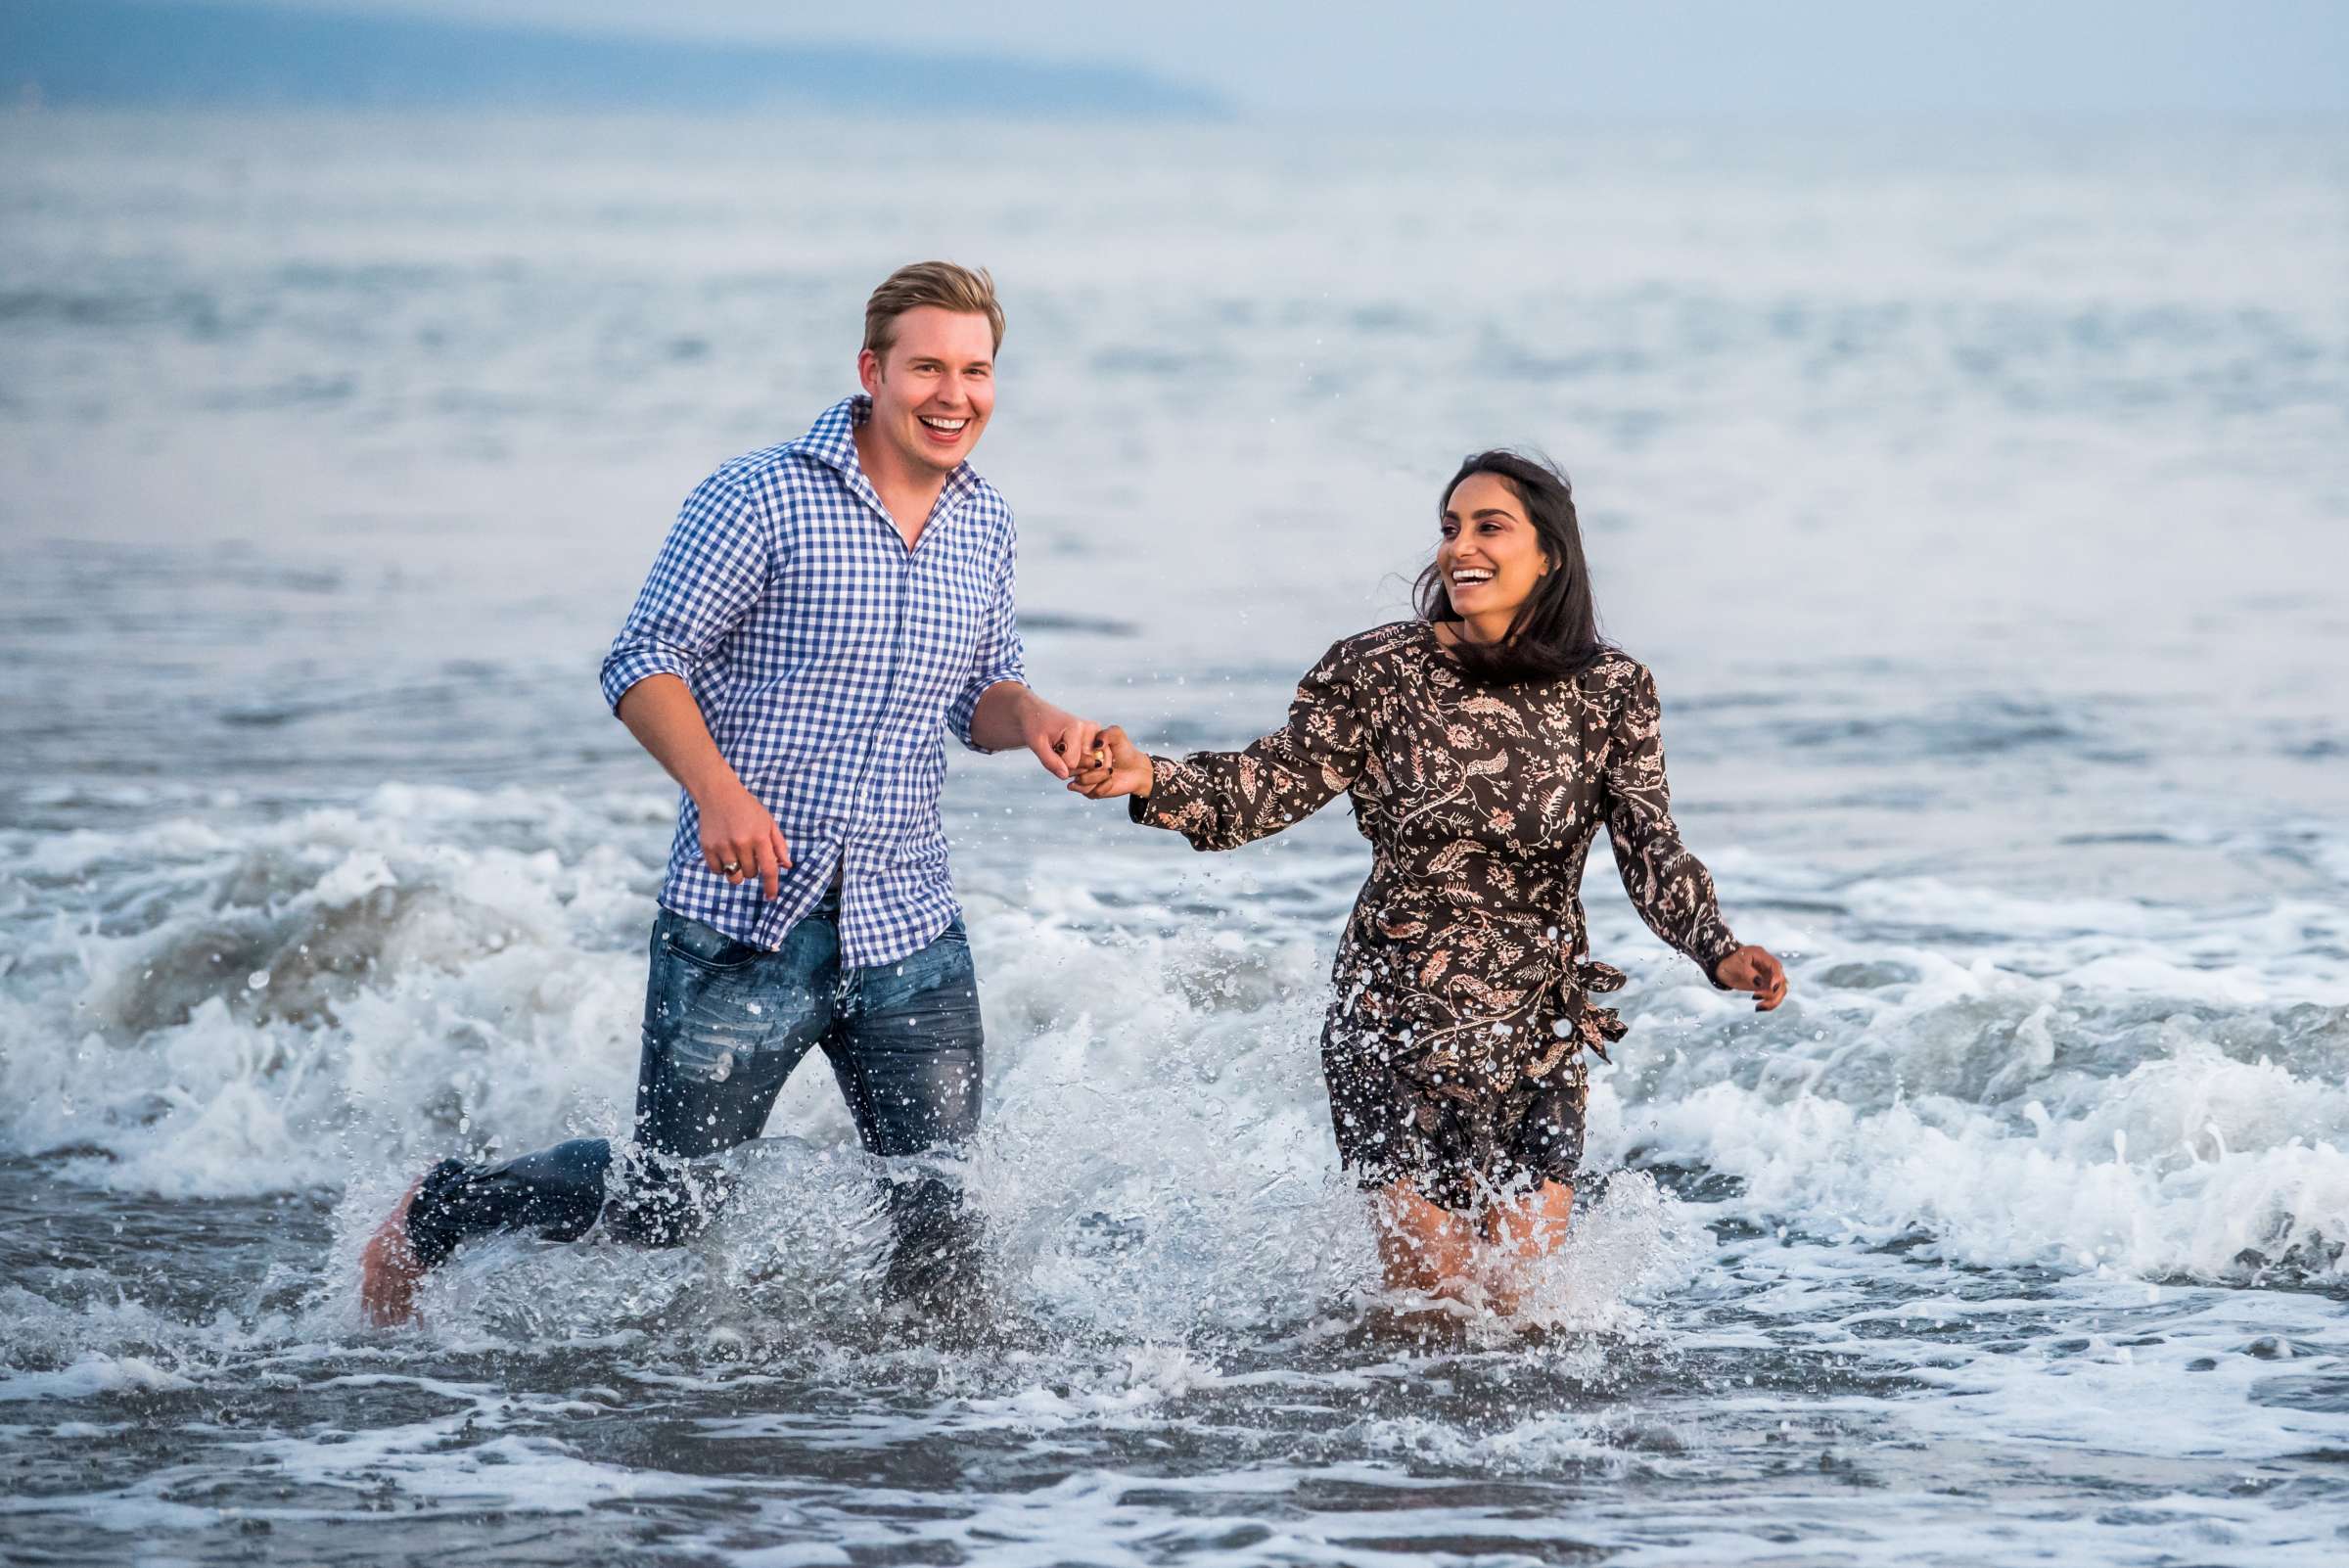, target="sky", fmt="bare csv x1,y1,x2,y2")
207,0,2348,119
